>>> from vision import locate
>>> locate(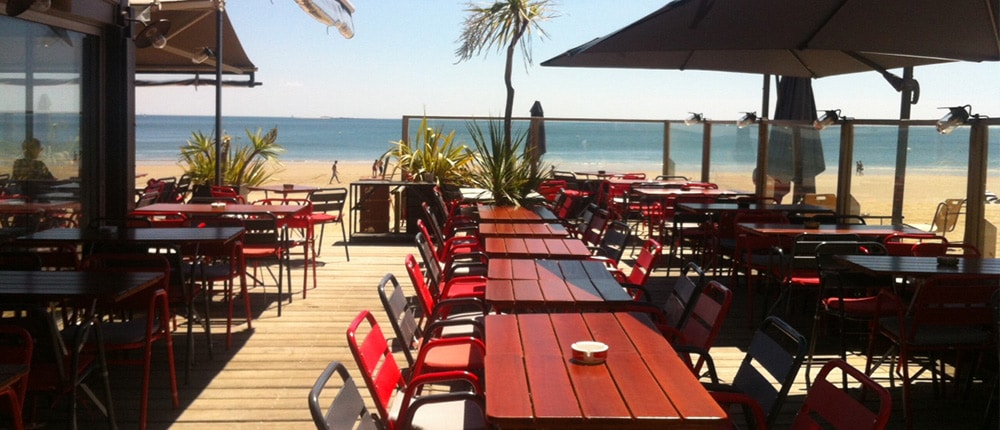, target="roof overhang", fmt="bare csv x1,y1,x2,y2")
131,0,259,87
